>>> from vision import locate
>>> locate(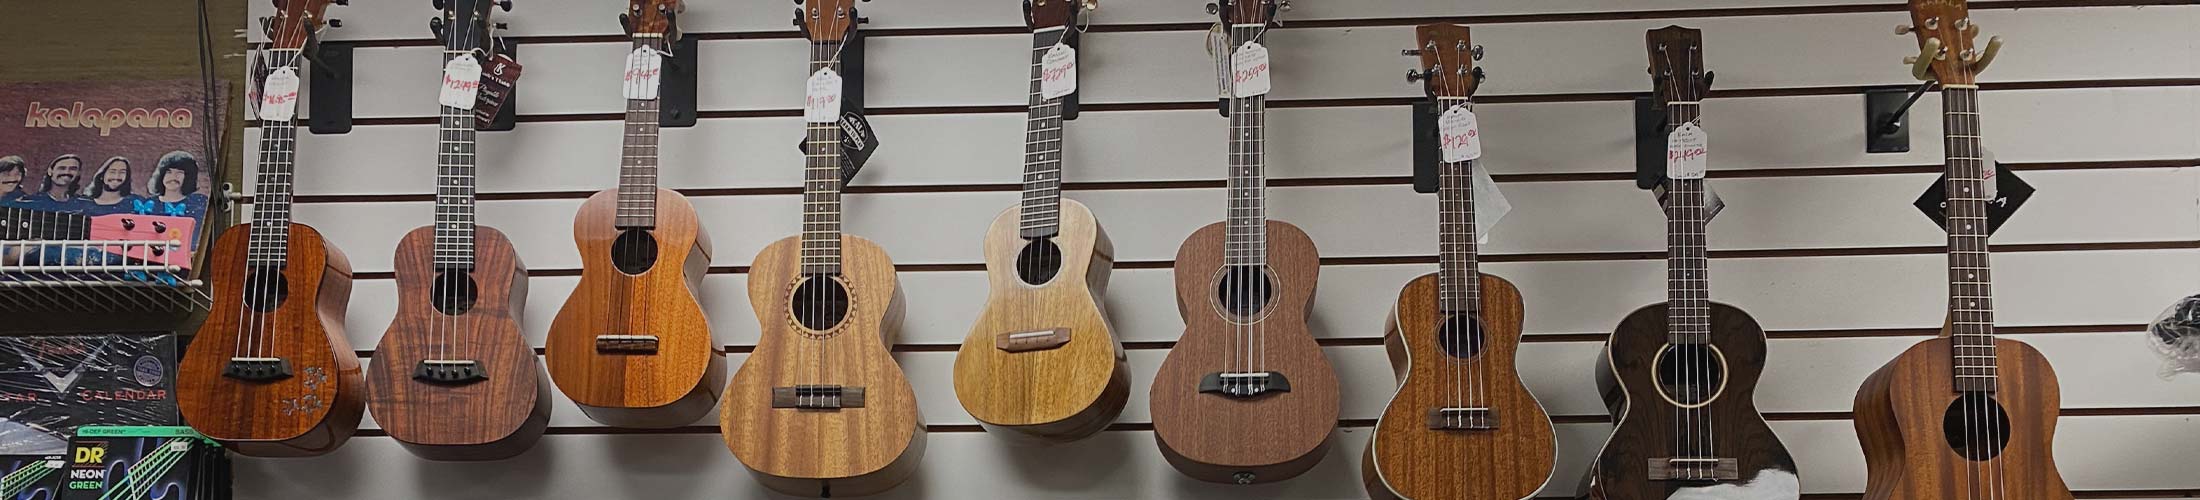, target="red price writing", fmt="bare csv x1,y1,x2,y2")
1441,129,1478,150
443,74,480,93
1042,65,1073,83
1234,63,1269,85
1668,147,1707,163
